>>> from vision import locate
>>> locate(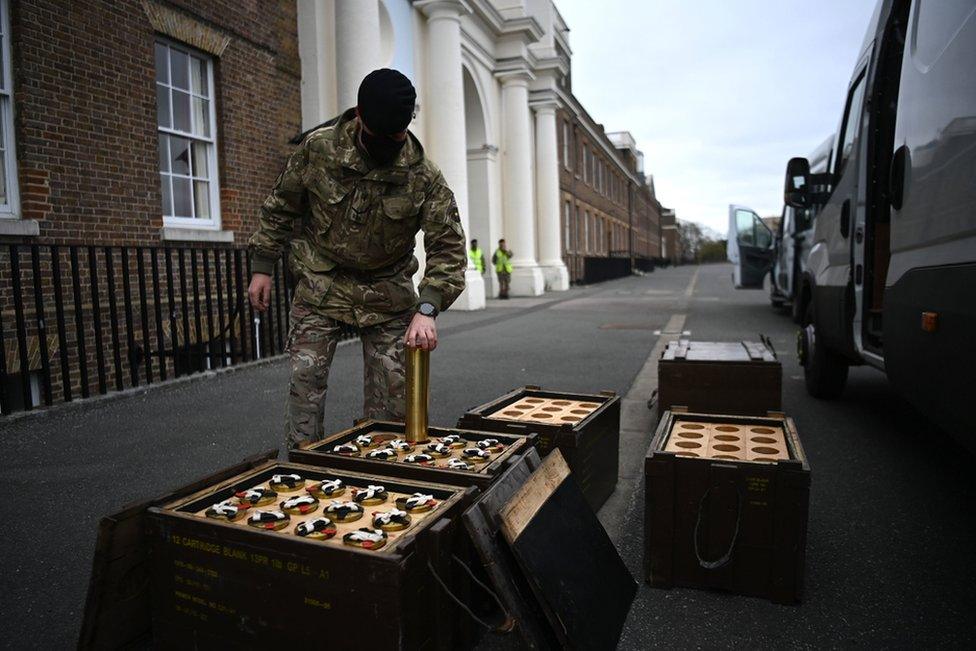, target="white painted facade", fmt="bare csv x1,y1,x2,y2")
296,0,573,308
